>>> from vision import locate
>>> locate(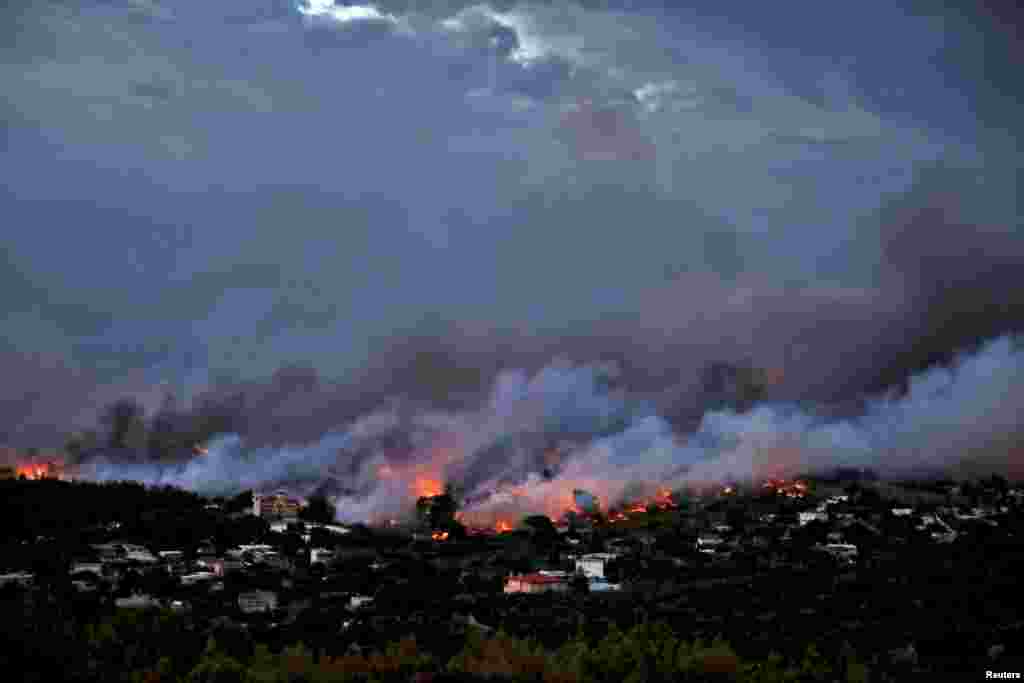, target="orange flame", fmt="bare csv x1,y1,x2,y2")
413,477,443,499
431,531,449,541
495,520,513,534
